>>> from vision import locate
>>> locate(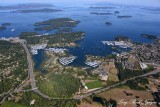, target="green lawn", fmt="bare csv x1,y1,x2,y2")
86,80,103,89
